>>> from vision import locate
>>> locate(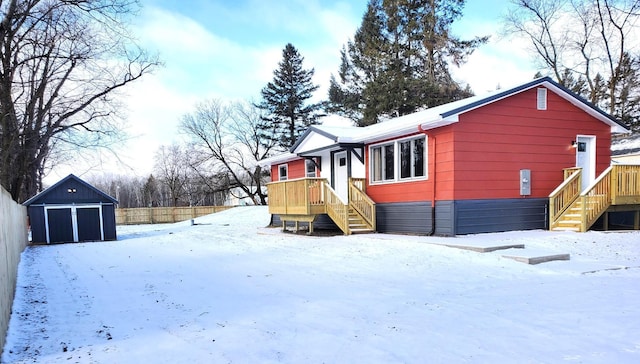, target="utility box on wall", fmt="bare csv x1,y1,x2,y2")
520,169,531,196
